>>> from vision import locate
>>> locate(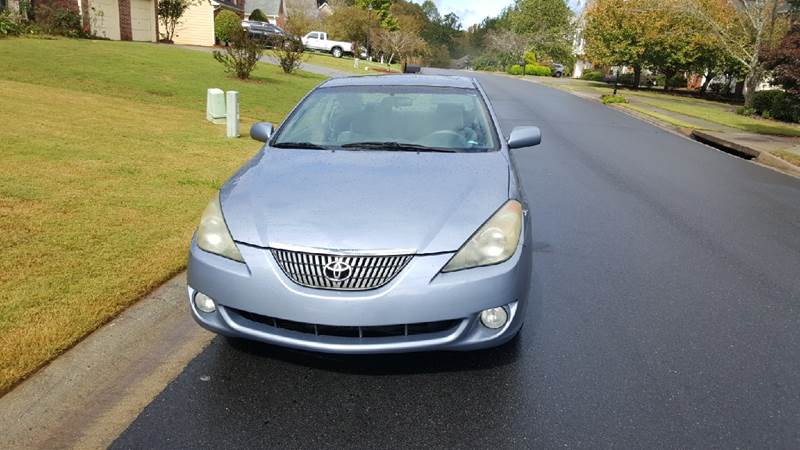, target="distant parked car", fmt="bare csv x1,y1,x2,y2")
242,20,285,45
302,31,353,58
551,64,564,78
